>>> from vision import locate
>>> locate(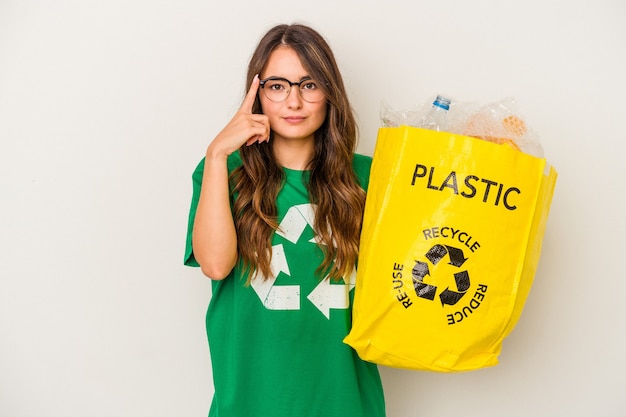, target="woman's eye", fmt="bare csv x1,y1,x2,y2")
269,83,286,91
302,81,317,90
